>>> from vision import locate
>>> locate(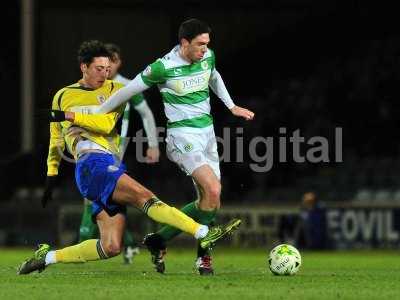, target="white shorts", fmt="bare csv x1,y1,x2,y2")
166,126,221,179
